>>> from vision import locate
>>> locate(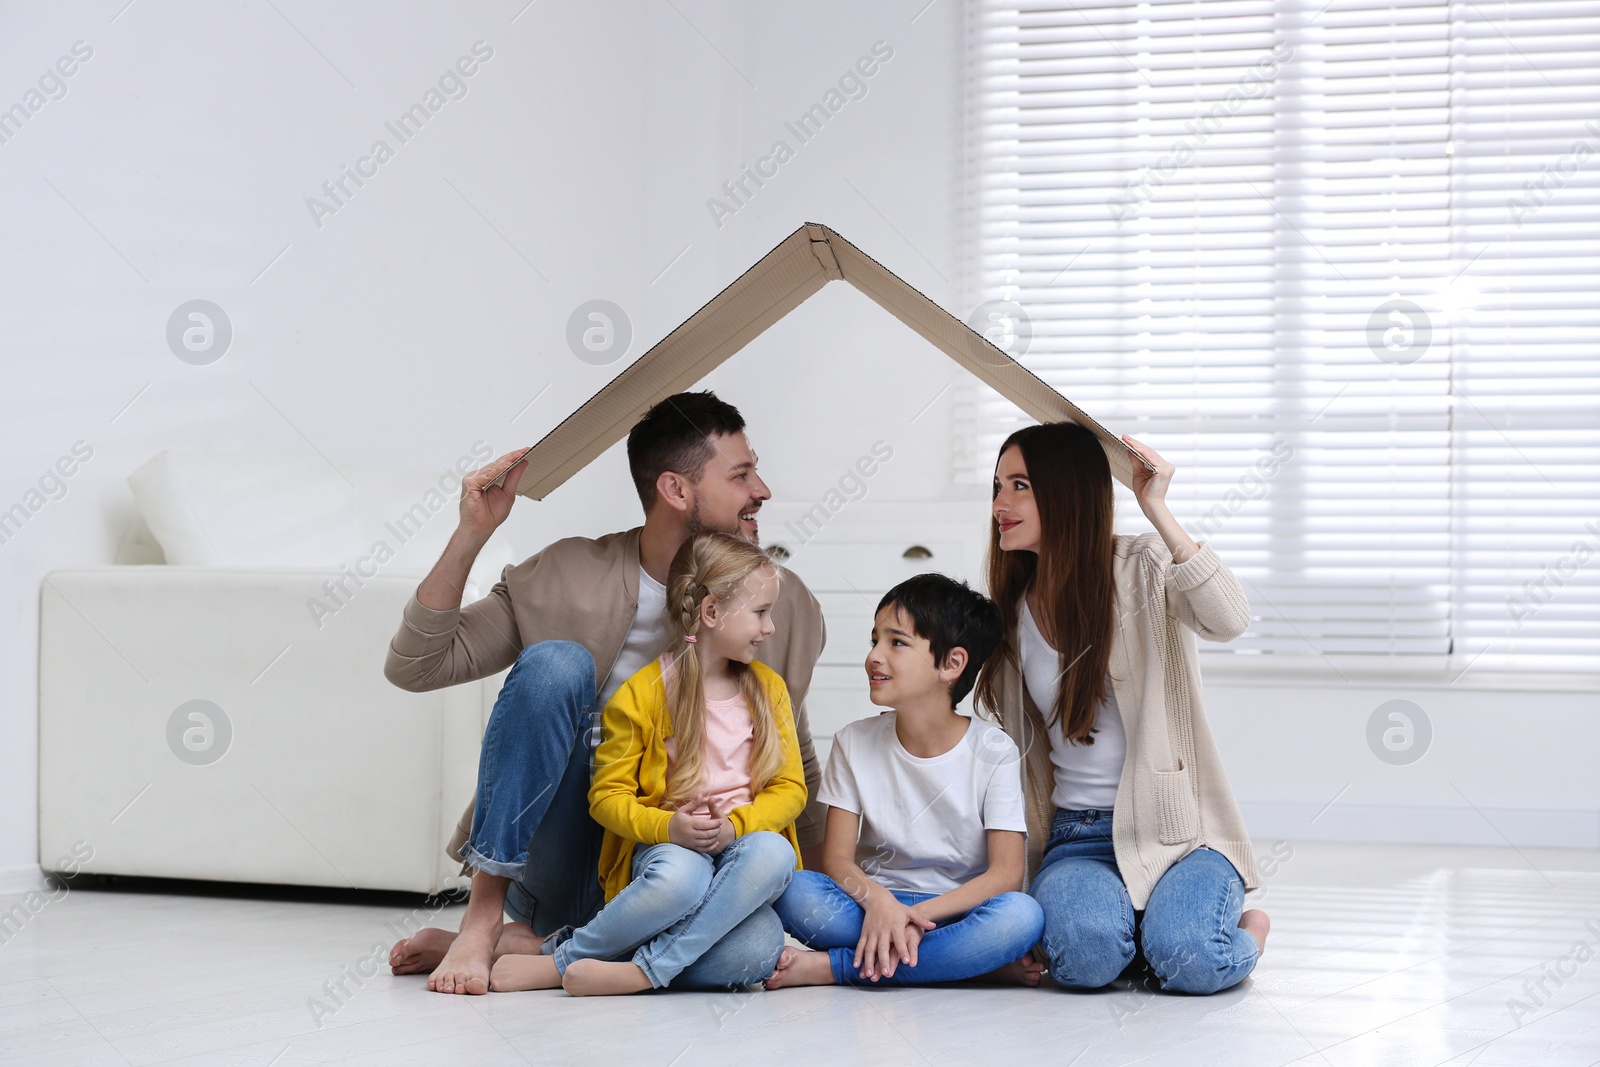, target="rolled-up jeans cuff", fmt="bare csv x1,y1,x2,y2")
541,926,572,958
551,934,581,975
631,952,670,990
460,844,524,882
